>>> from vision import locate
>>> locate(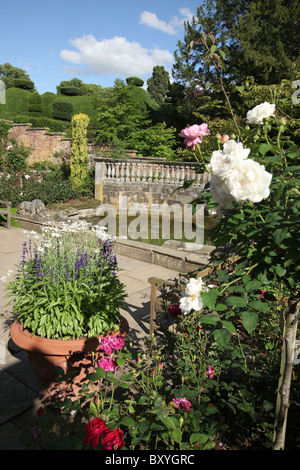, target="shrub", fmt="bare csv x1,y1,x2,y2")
60,86,84,96
27,92,43,115
0,163,94,206
126,77,144,87
52,100,73,121
2,142,30,172
13,115,71,133
70,113,90,190
12,79,34,91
